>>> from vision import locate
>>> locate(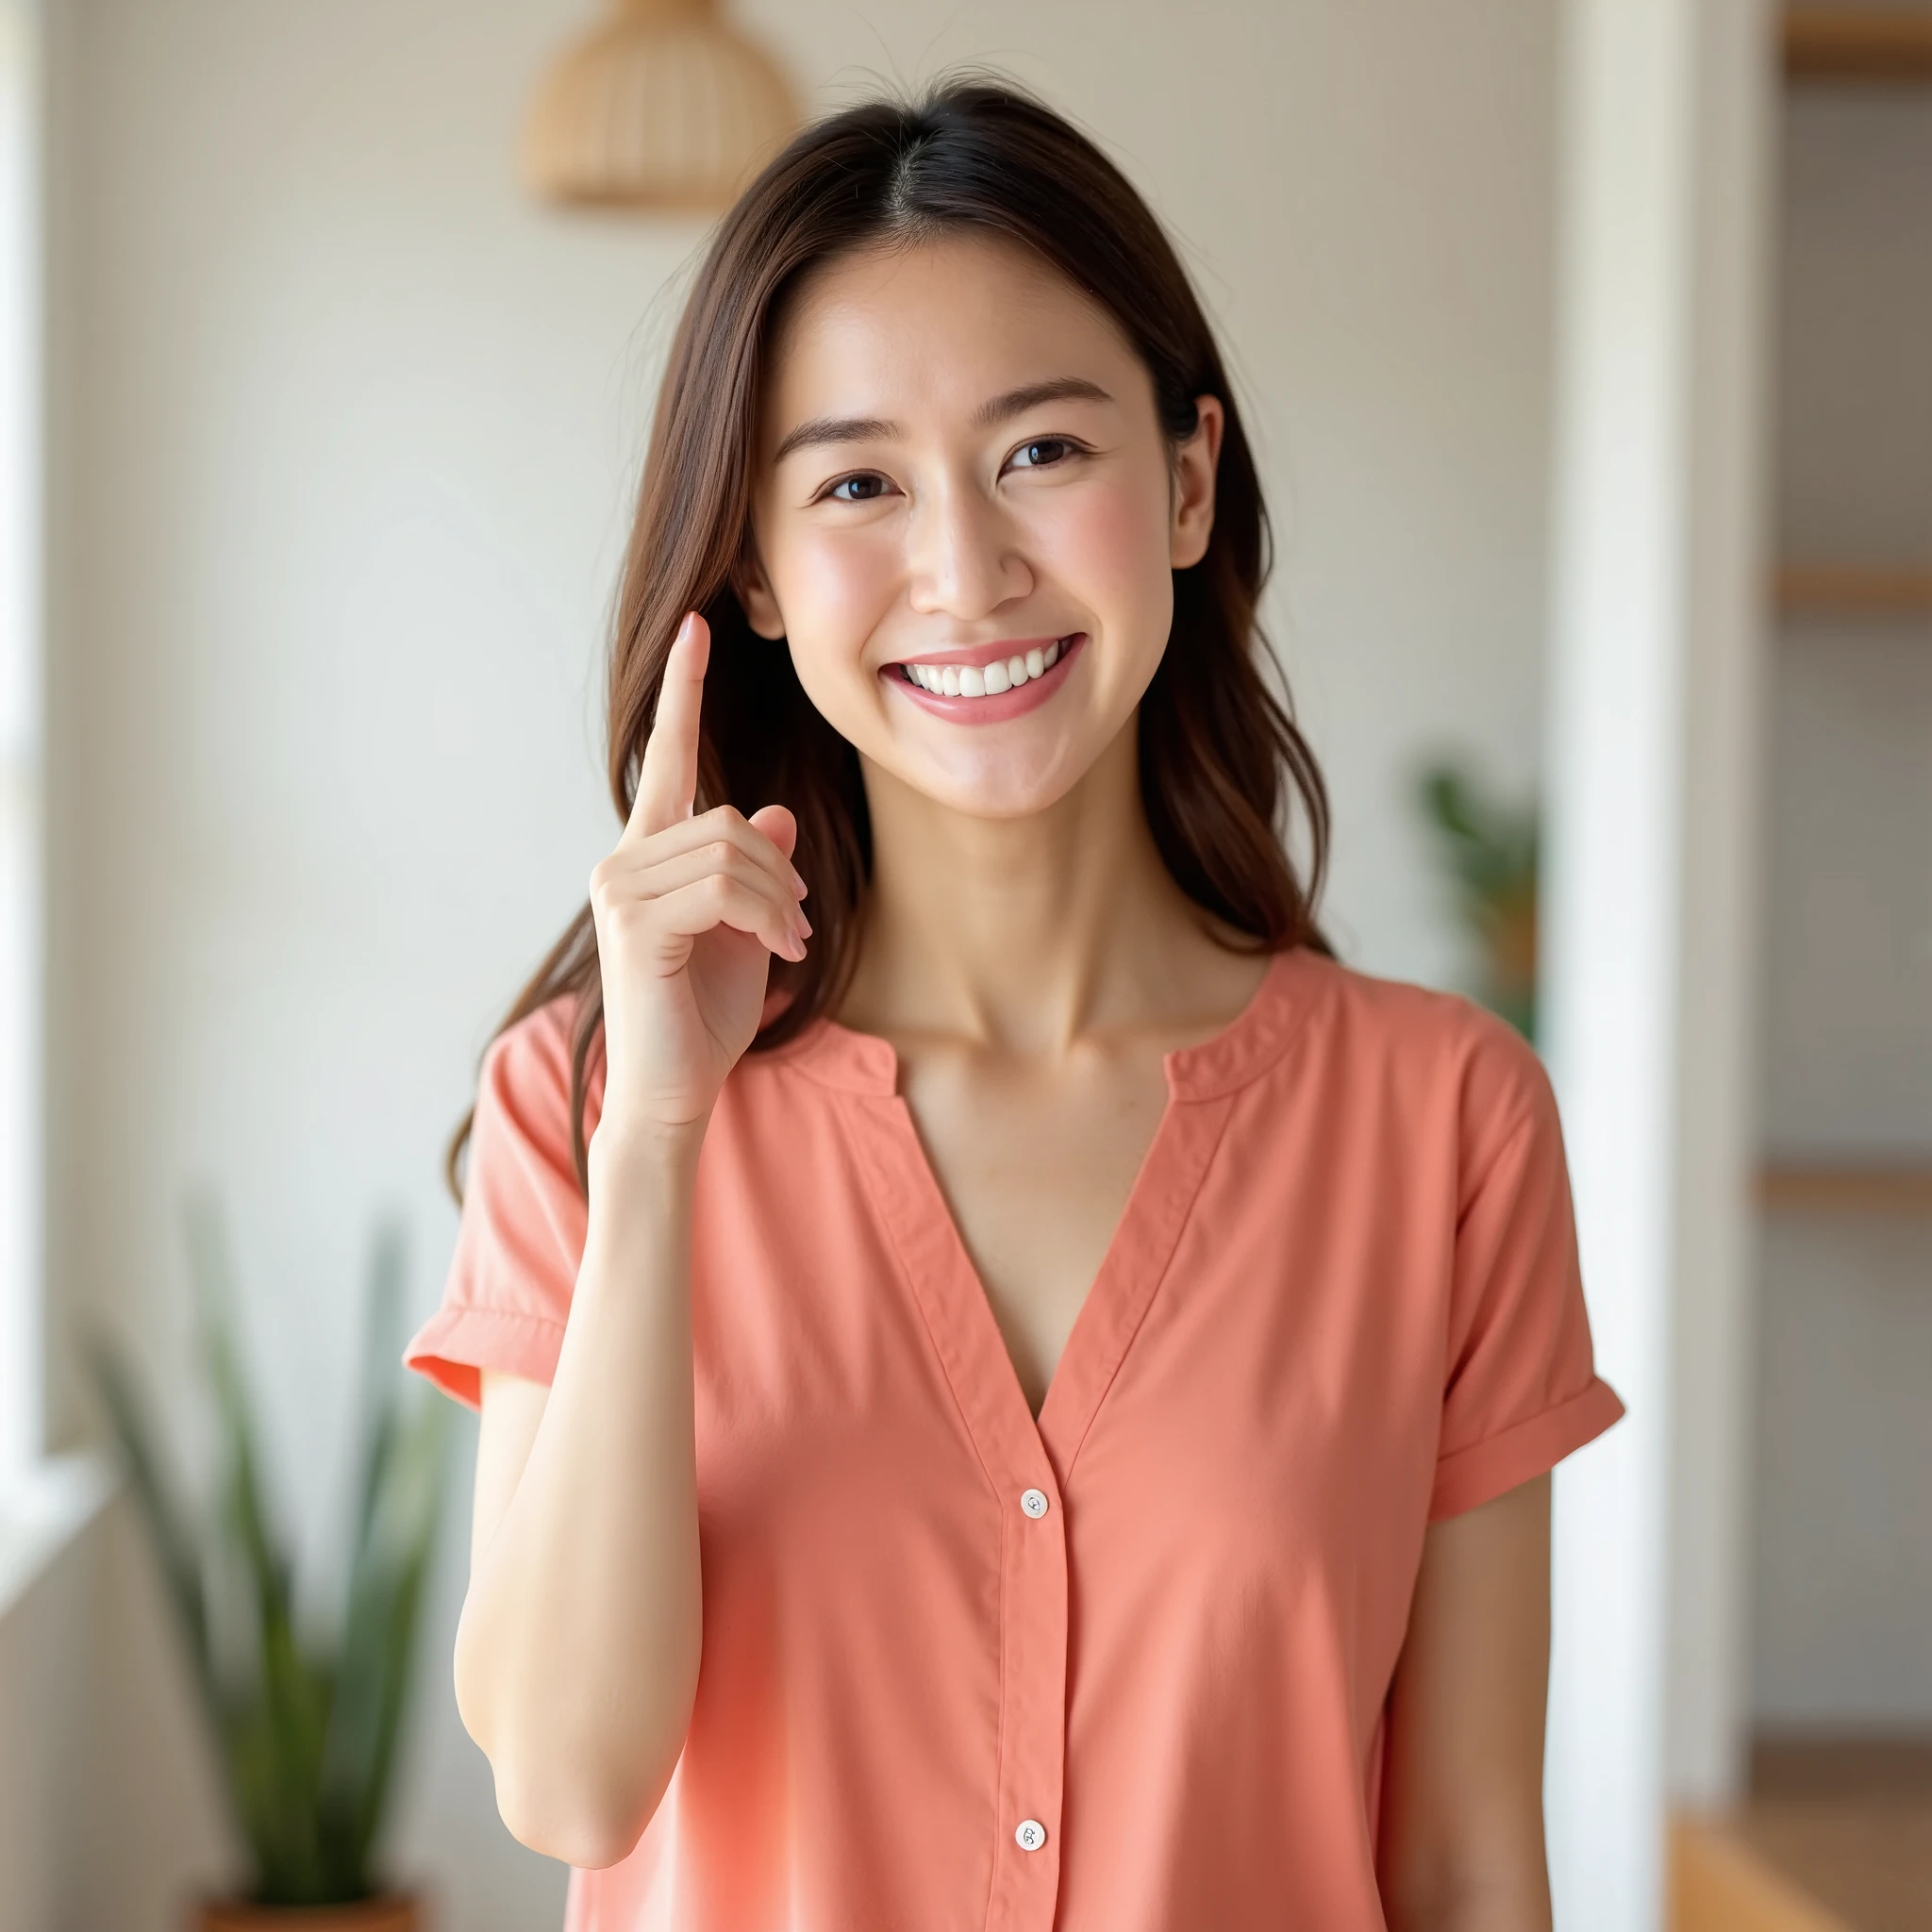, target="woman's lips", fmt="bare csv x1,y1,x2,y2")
882,634,1086,724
